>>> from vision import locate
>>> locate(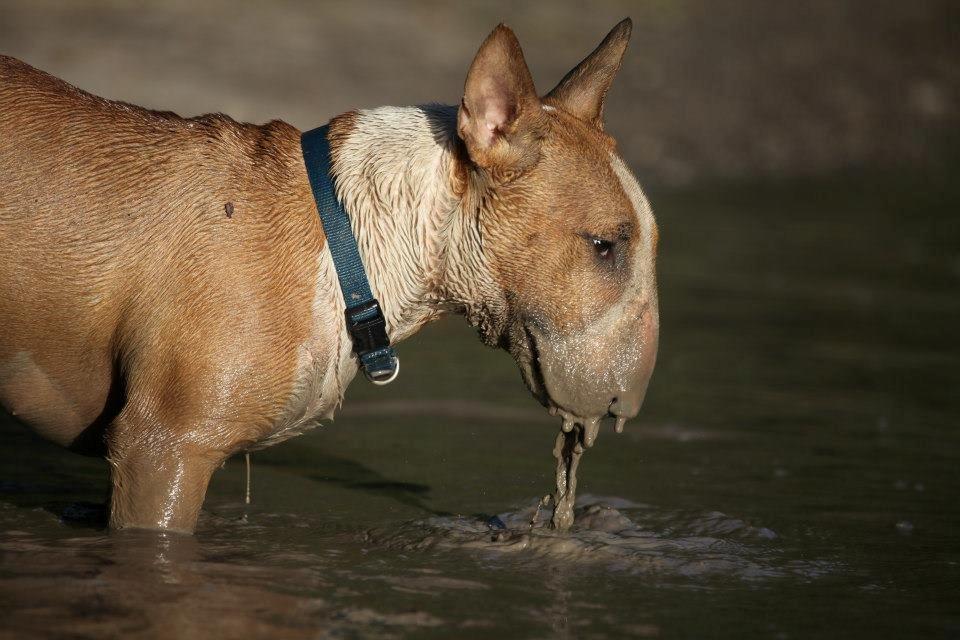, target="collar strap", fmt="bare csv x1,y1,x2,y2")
301,124,399,385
